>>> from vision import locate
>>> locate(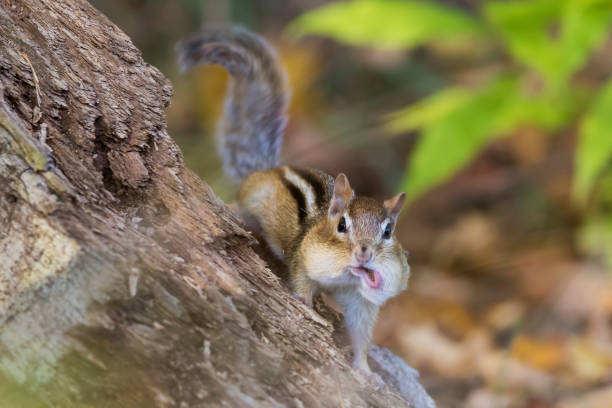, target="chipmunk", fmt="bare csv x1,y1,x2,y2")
177,26,410,375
